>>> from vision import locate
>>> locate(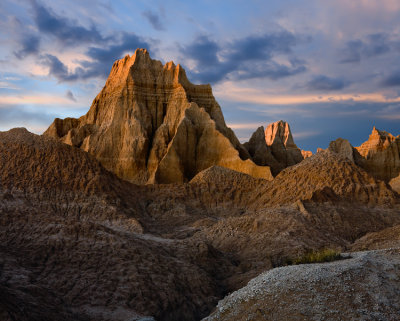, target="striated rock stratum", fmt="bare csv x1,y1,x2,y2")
44,49,271,184
244,120,307,176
